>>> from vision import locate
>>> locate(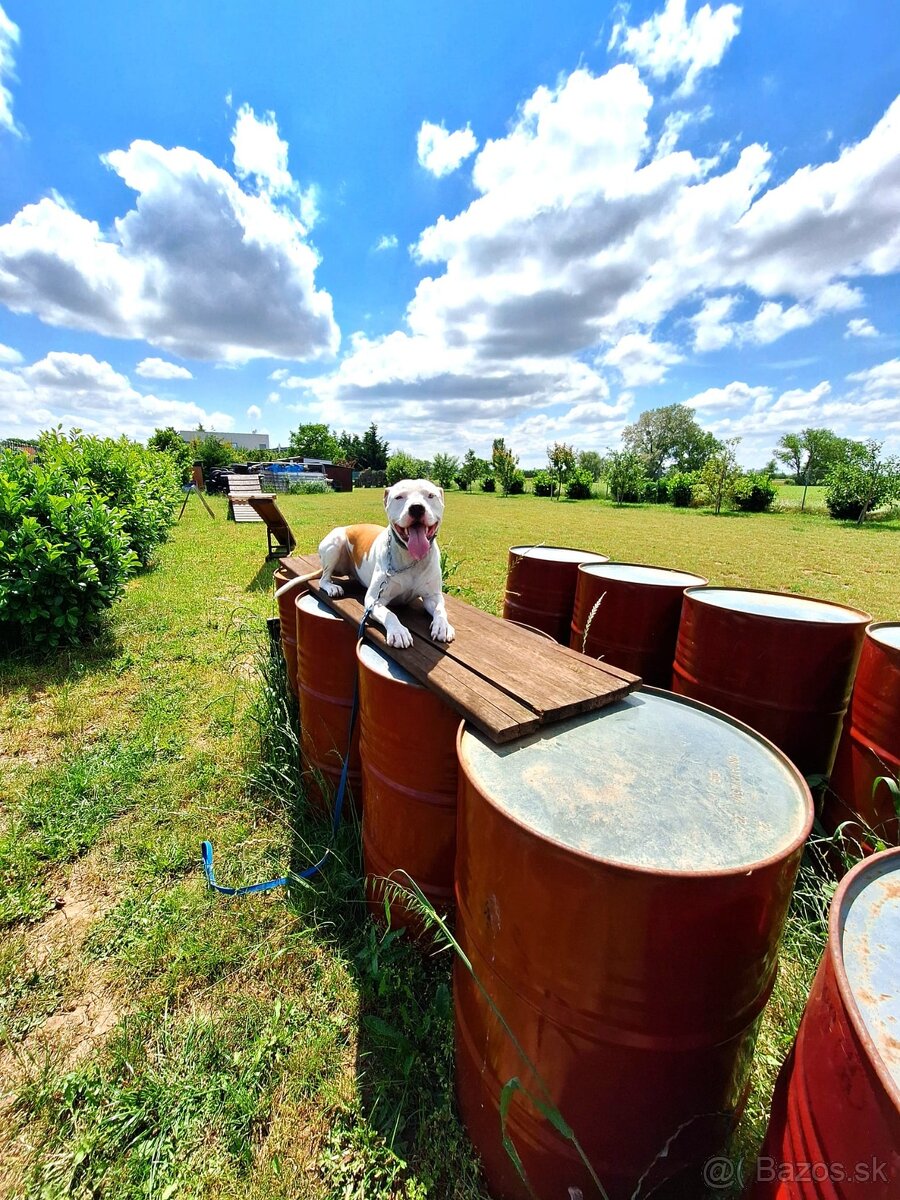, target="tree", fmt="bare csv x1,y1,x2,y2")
698,438,741,515
337,430,364,467
577,450,605,481
190,434,234,472
360,422,390,471
824,440,900,524
430,452,459,489
606,450,647,504
774,427,858,509
148,426,192,482
547,442,576,500
386,450,431,485
458,449,489,489
492,437,521,497
622,404,720,479
288,423,341,461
